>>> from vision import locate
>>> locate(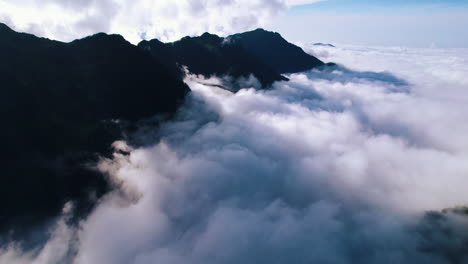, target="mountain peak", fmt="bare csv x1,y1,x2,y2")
252,28,268,33
198,32,223,45
242,28,282,37
229,28,324,73
313,43,335,47
72,32,128,44
251,28,274,33
0,22,13,32
0,23,19,38
200,32,221,39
